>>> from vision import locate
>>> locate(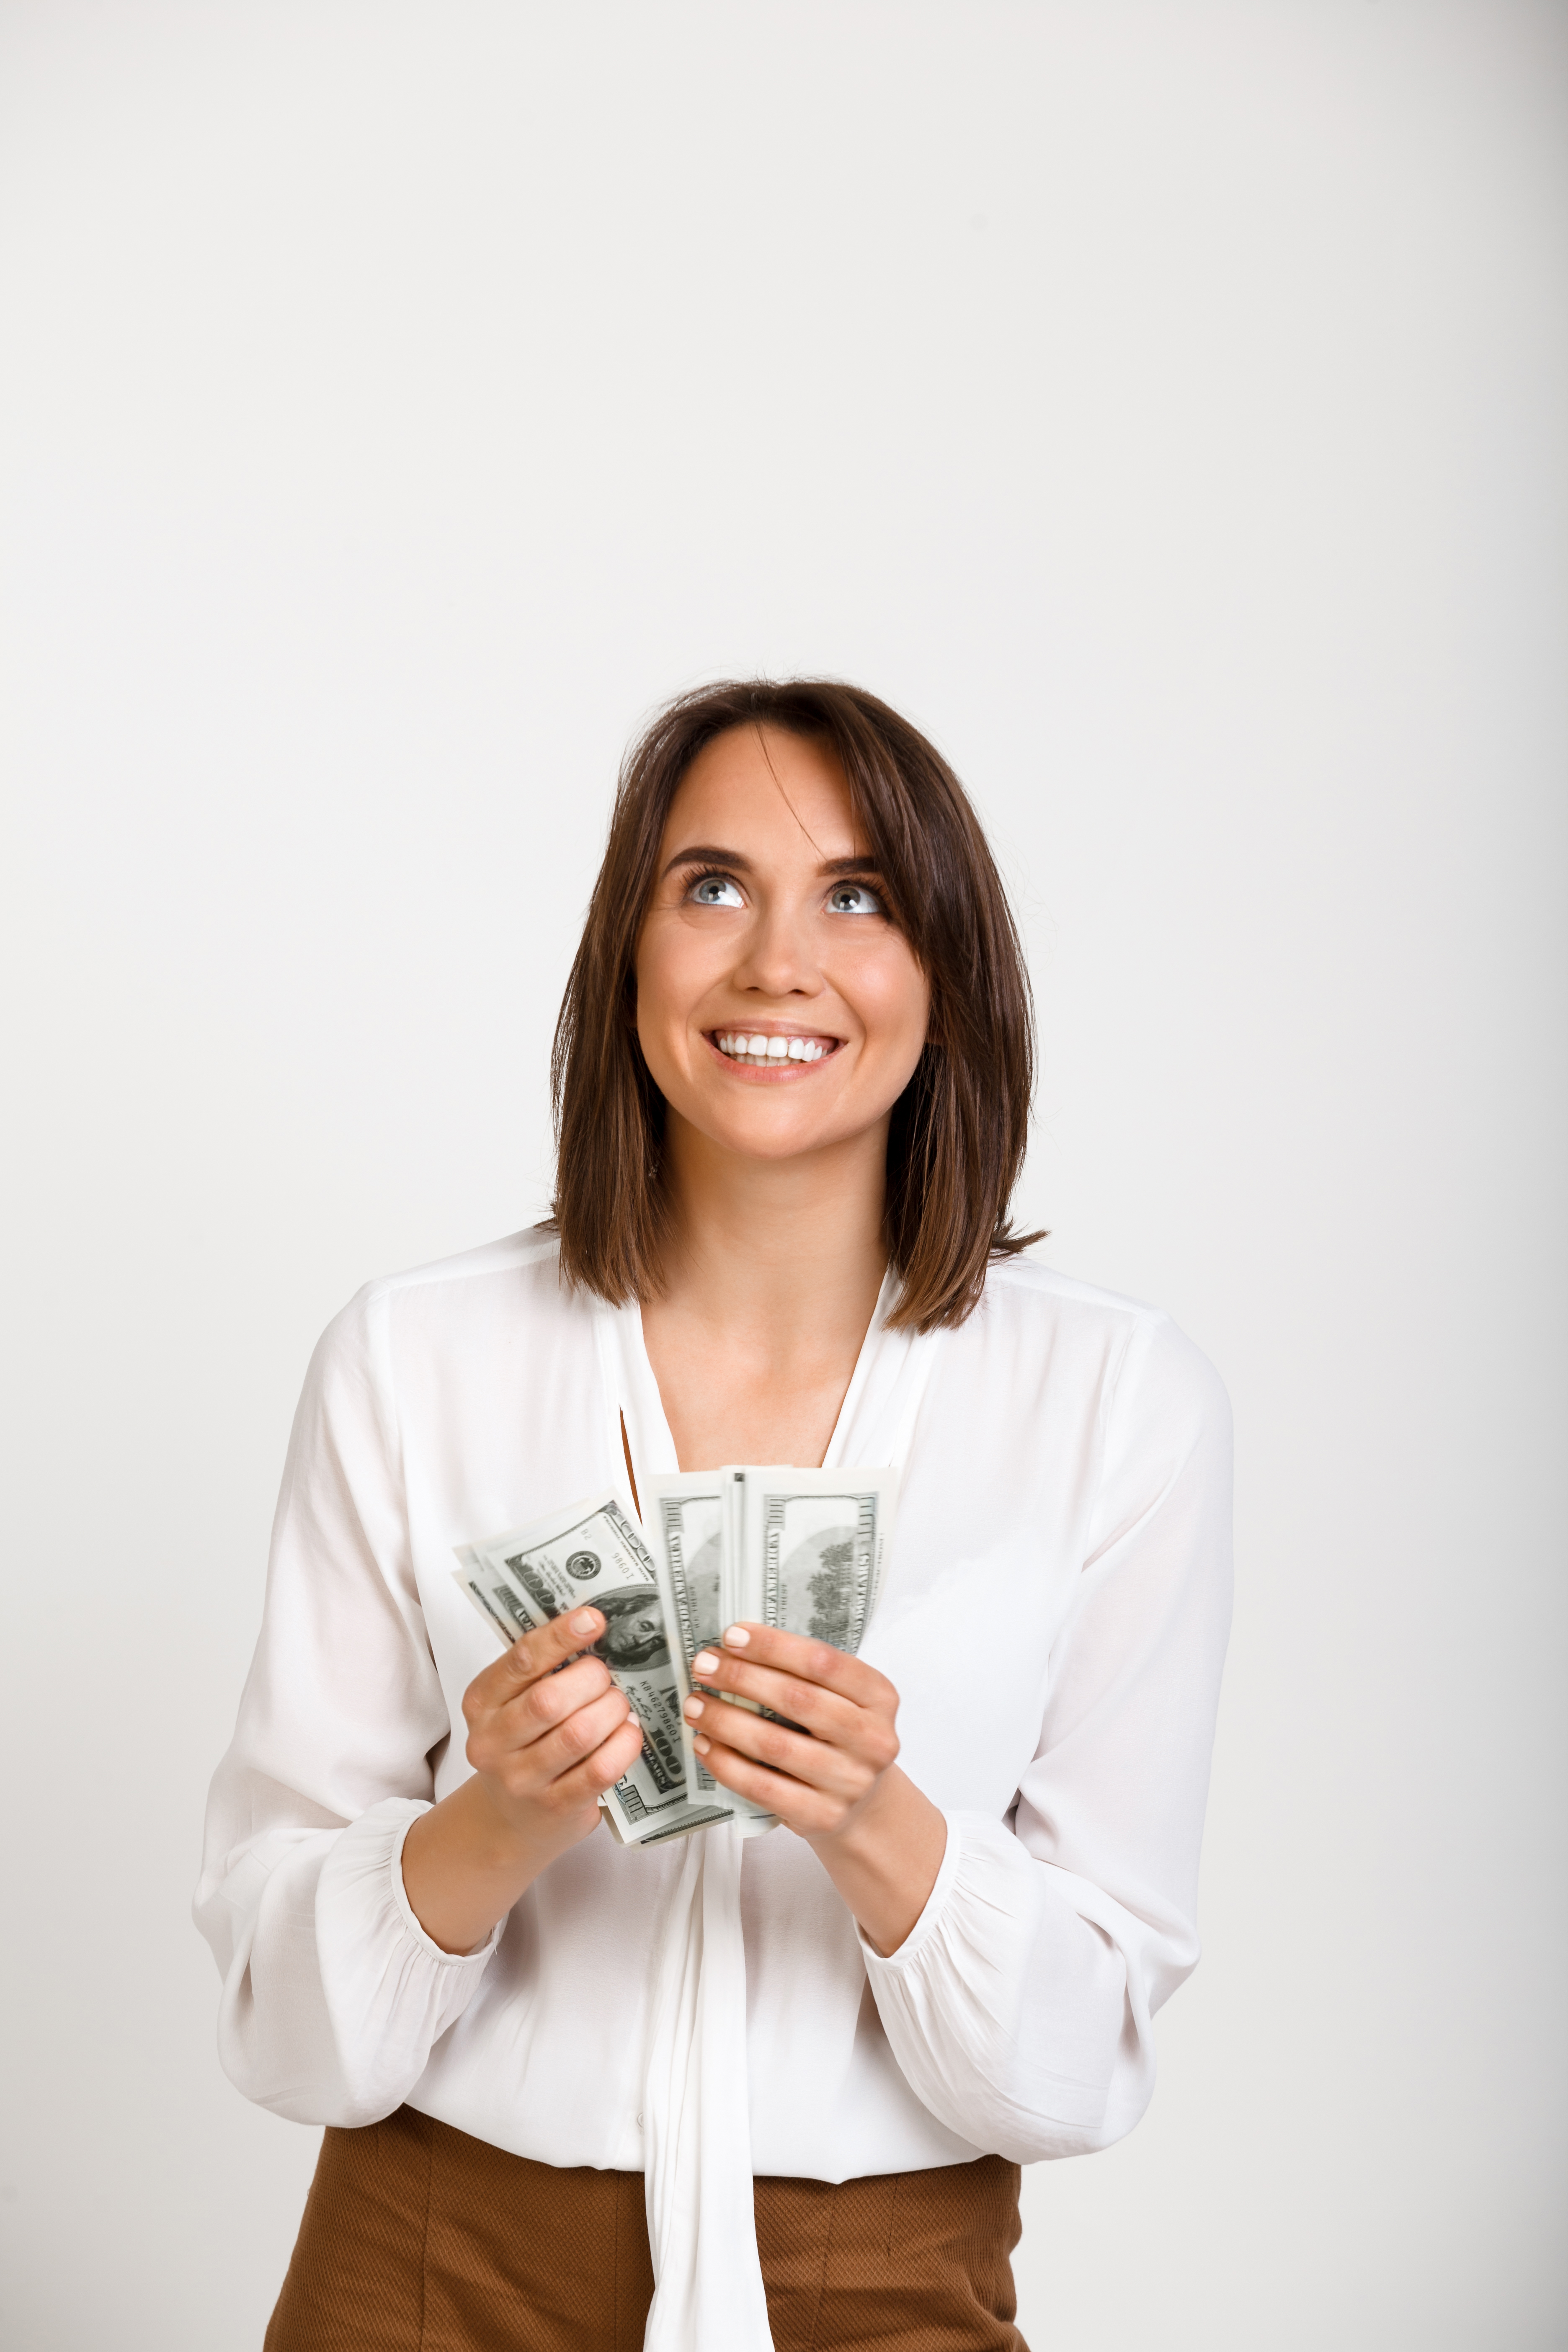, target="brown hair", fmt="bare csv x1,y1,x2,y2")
549,678,1040,1331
